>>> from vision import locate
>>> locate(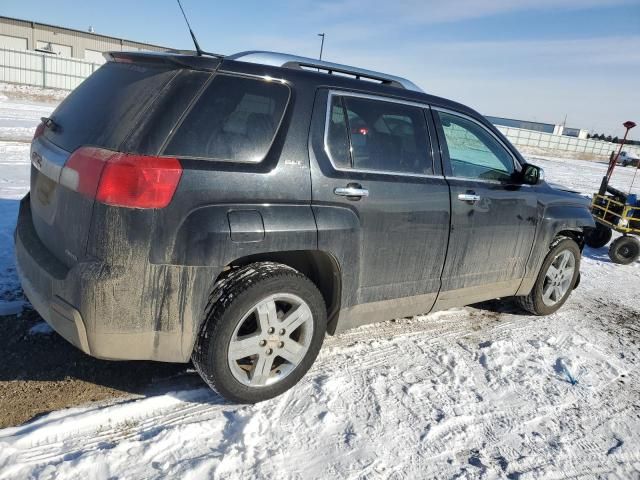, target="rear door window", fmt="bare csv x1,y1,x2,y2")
44,62,177,153
164,75,290,162
325,94,433,175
